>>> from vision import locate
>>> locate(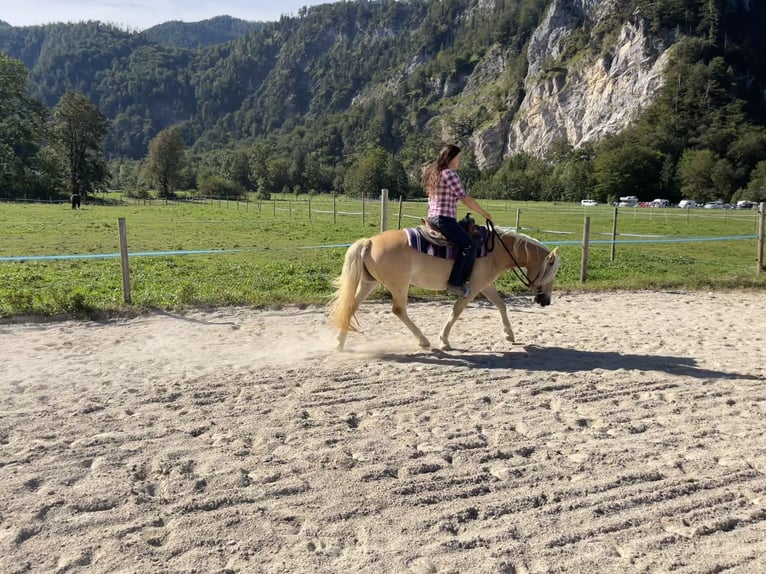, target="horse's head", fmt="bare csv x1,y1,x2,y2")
496,229,560,306
528,247,560,307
